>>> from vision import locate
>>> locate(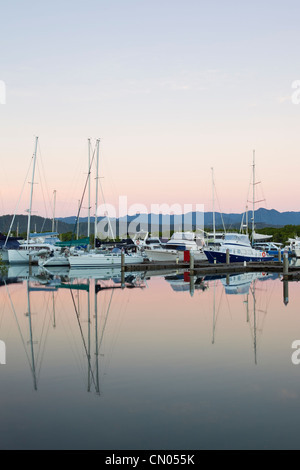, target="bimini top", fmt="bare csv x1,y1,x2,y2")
223,234,251,246
29,232,59,238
